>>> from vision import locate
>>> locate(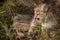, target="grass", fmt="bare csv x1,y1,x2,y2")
32,23,42,40
0,0,60,40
